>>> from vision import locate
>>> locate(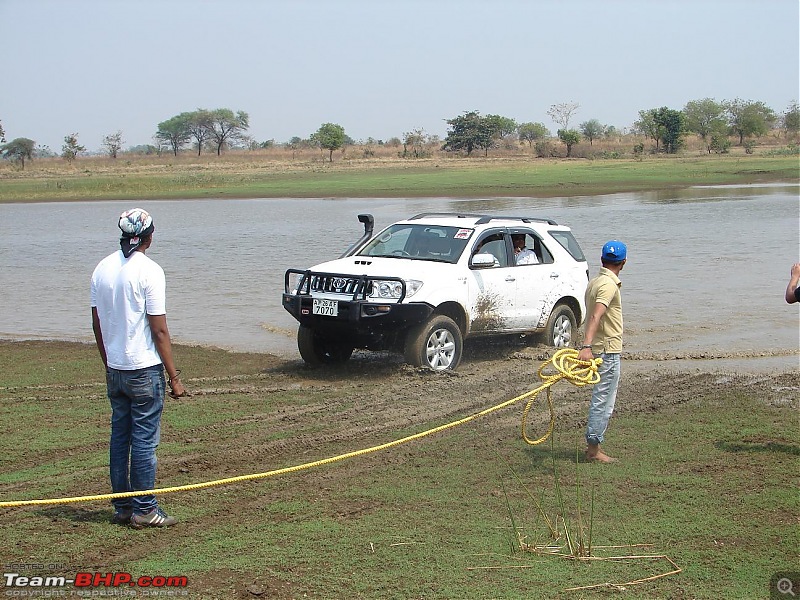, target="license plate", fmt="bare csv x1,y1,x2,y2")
312,298,338,317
